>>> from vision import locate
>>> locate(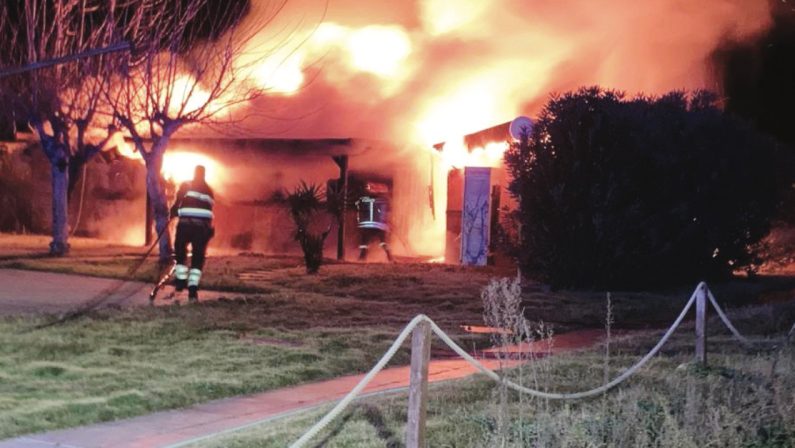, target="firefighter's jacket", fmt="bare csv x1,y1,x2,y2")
170,180,215,221
356,195,389,231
